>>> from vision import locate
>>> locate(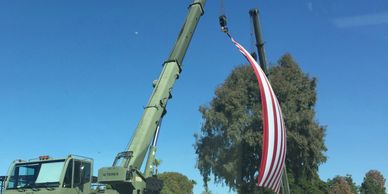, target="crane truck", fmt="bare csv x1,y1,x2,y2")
1,0,206,194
